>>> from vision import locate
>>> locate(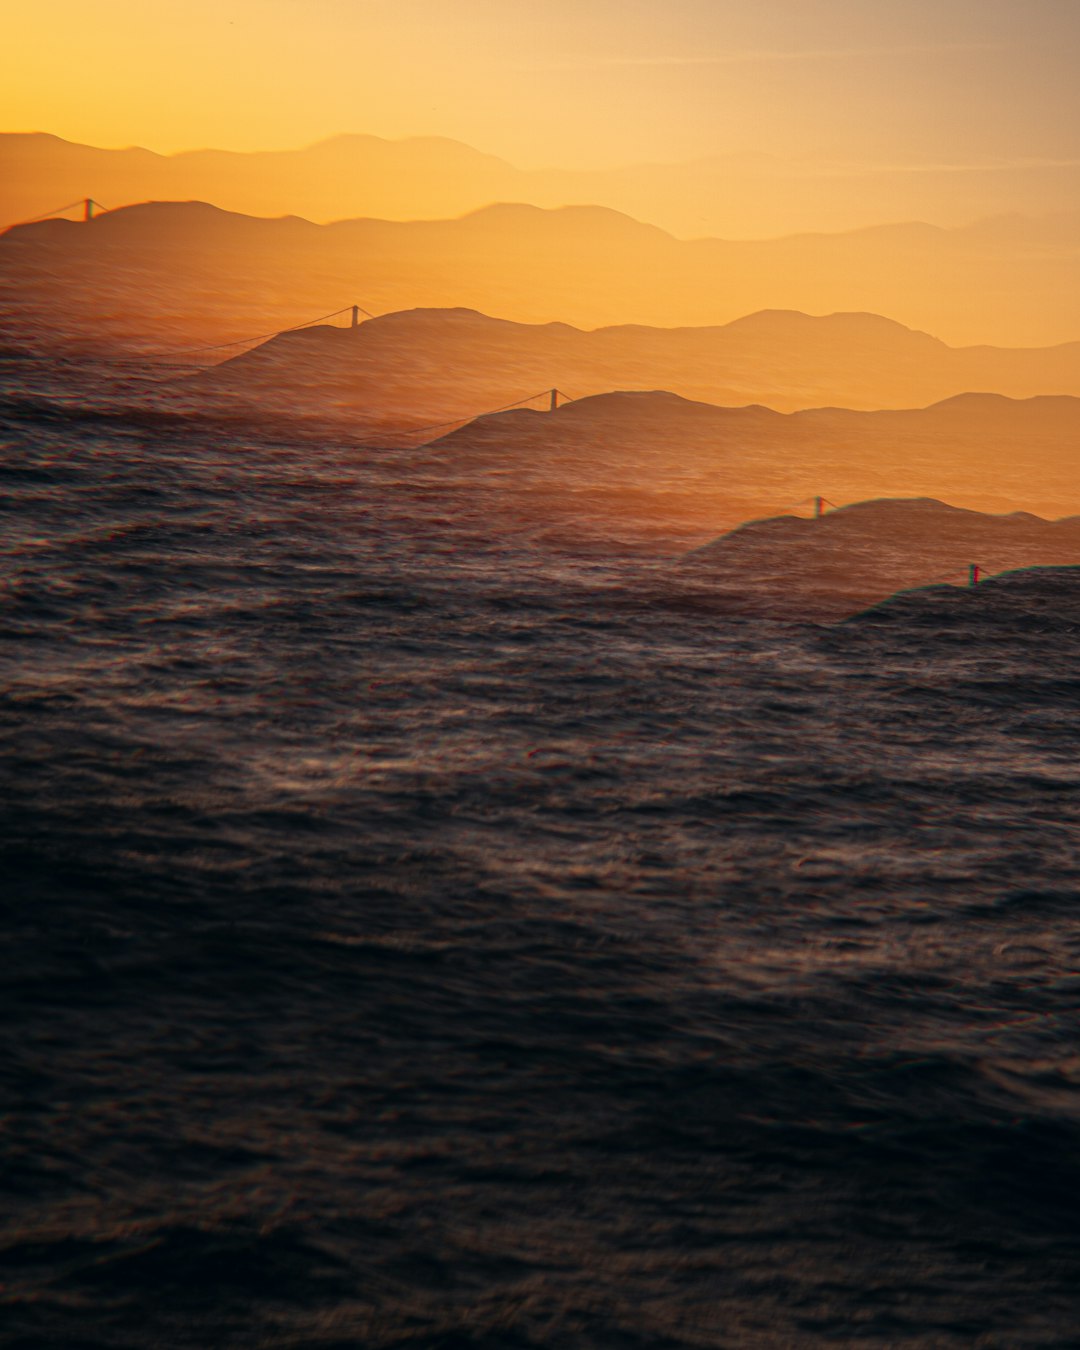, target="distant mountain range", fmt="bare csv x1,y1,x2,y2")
192,306,1080,424
843,564,1080,635
4,199,1080,349
424,390,1080,540
681,498,1080,620
6,131,1080,241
